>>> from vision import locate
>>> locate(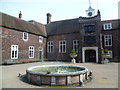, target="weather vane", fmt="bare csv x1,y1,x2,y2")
89,0,91,7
